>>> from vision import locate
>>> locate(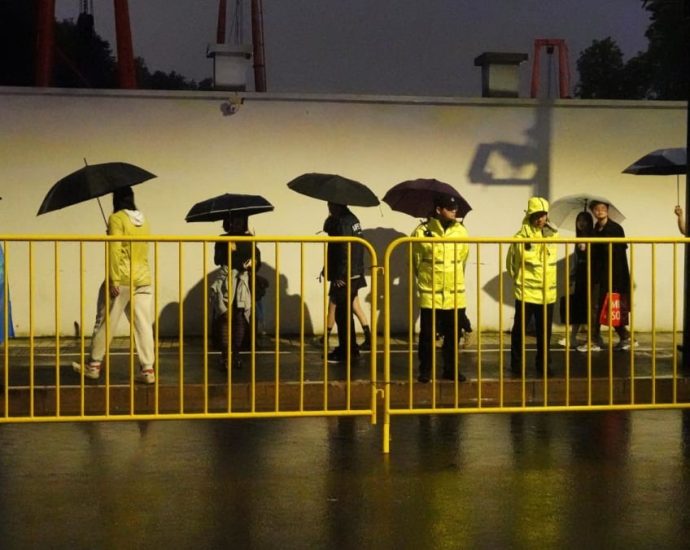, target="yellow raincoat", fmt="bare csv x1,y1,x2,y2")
506,197,558,304
412,217,470,309
108,209,151,287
